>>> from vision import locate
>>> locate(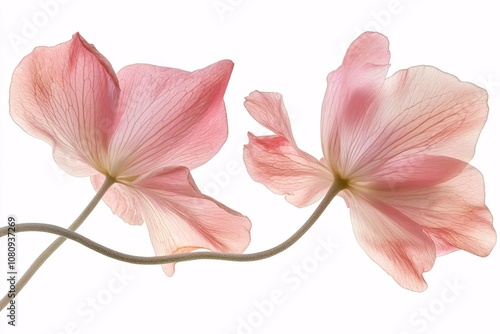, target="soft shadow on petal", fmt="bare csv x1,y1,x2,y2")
91,174,144,226
379,164,496,257
352,66,489,179
132,167,251,275
346,191,436,291
321,32,390,173
244,133,332,207
10,32,121,176
108,60,234,179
